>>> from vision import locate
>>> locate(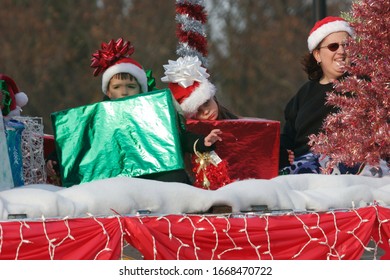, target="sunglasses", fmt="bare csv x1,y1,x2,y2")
318,42,348,52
